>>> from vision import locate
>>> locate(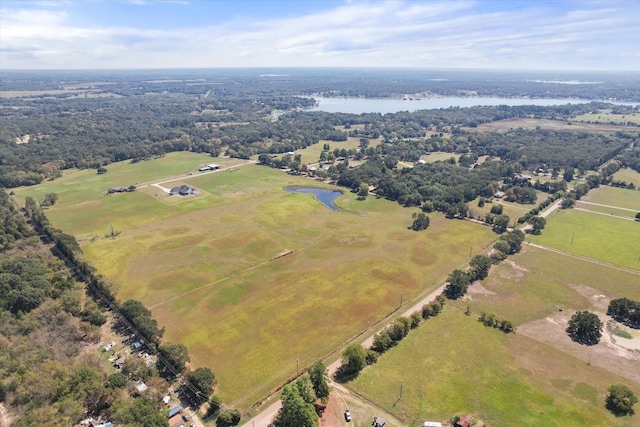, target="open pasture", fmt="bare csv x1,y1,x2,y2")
295,136,382,165
468,118,626,134
468,245,640,326
350,308,639,427
573,109,640,126
15,154,497,406
528,208,640,270
467,195,541,223
581,185,640,212
612,168,640,188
